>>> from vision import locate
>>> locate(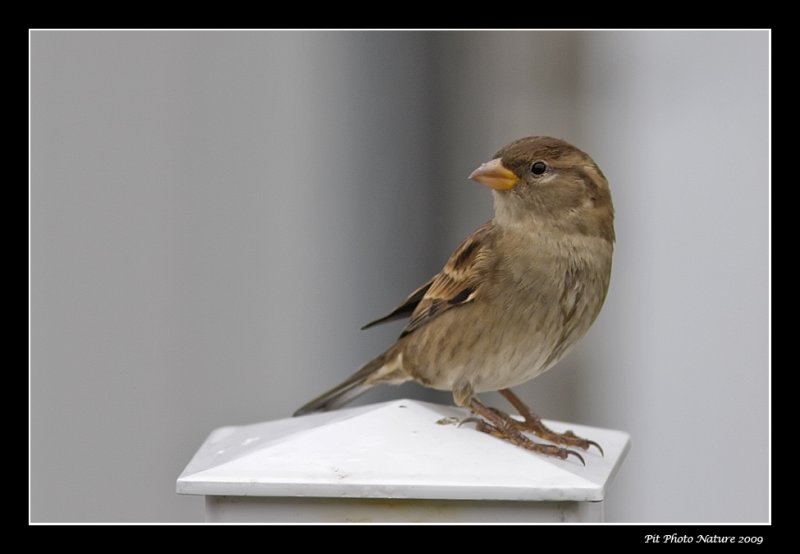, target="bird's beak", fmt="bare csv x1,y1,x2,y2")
468,158,519,190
